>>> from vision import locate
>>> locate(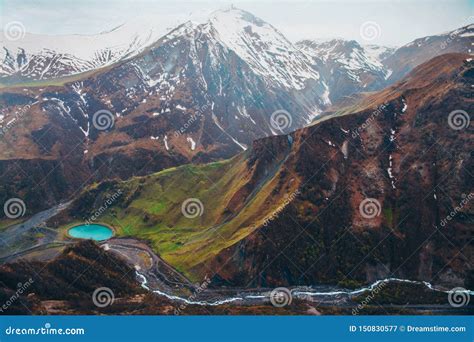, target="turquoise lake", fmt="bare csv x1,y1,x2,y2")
68,224,114,241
